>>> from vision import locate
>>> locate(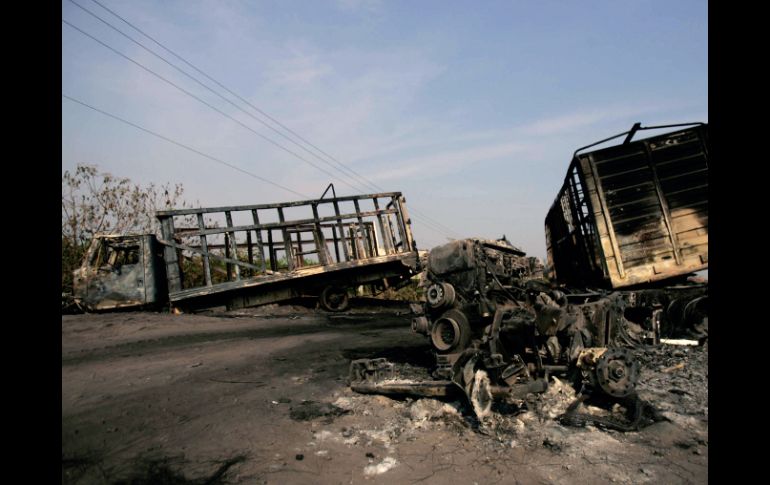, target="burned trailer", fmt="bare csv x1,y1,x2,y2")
545,123,709,341
73,188,421,312
156,188,420,312
545,122,708,289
